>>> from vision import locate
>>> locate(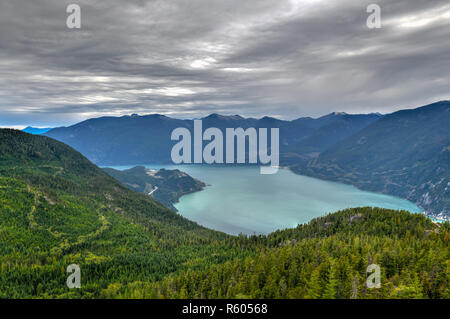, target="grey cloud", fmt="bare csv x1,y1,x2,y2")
0,0,449,126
